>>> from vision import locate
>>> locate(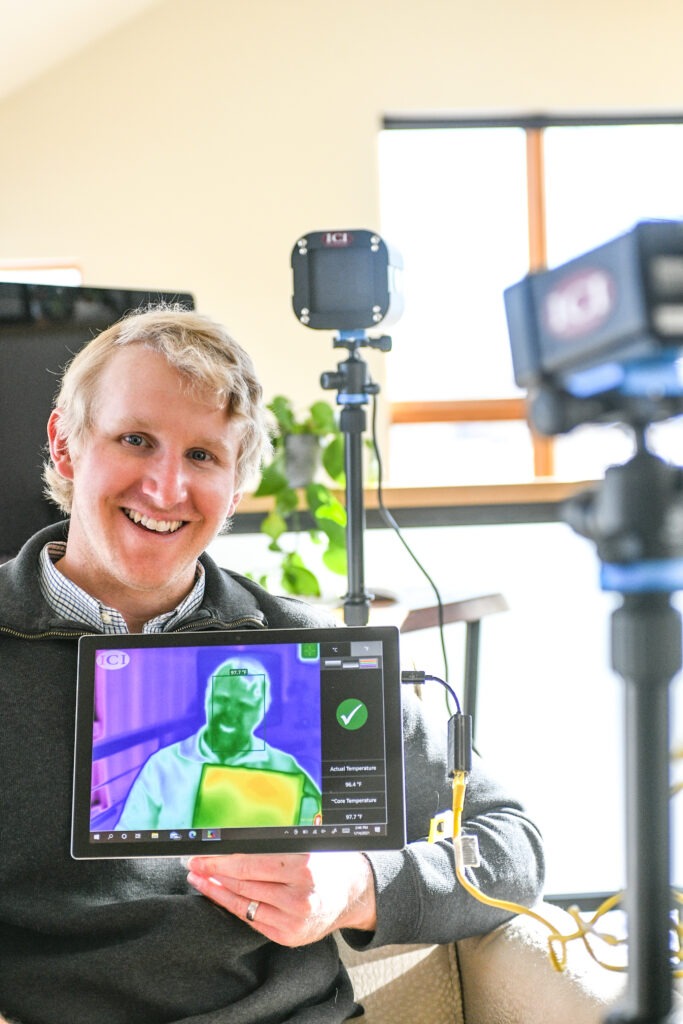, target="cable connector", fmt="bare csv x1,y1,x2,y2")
401,670,462,713
448,713,473,776
401,669,427,683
